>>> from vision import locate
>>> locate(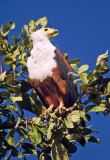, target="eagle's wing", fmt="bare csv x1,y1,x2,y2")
54,48,79,104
